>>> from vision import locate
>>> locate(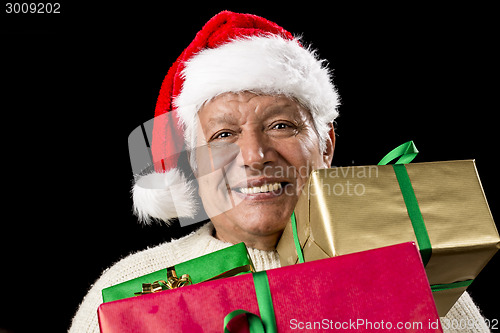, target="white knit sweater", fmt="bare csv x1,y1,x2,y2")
69,222,491,332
